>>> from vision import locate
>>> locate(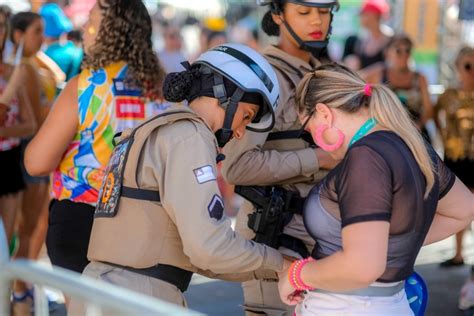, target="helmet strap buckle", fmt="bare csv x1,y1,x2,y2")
213,73,228,105
215,88,244,147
